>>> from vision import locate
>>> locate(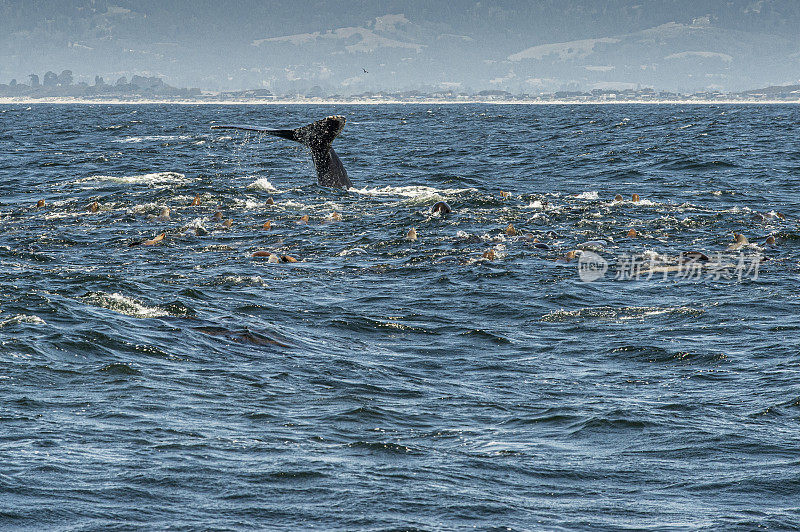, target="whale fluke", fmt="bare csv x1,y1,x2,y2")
212,115,351,189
